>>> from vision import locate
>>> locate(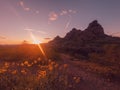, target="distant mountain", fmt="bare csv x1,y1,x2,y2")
48,20,120,58
50,20,119,45
64,20,105,41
